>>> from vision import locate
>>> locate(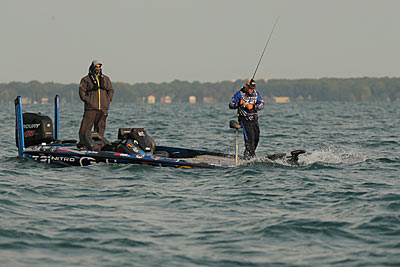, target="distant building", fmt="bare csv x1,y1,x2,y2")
189,96,196,104
165,96,172,103
148,95,156,104
203,96,216,103
21,97,32,104
272,96,290,103
160,96,172,103
41,97,49,104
